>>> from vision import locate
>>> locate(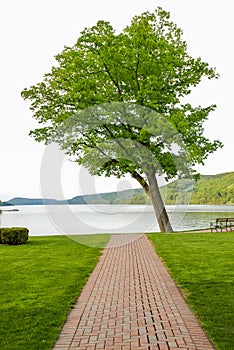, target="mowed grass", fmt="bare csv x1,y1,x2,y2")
148,232,234,350
0,235,109,350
